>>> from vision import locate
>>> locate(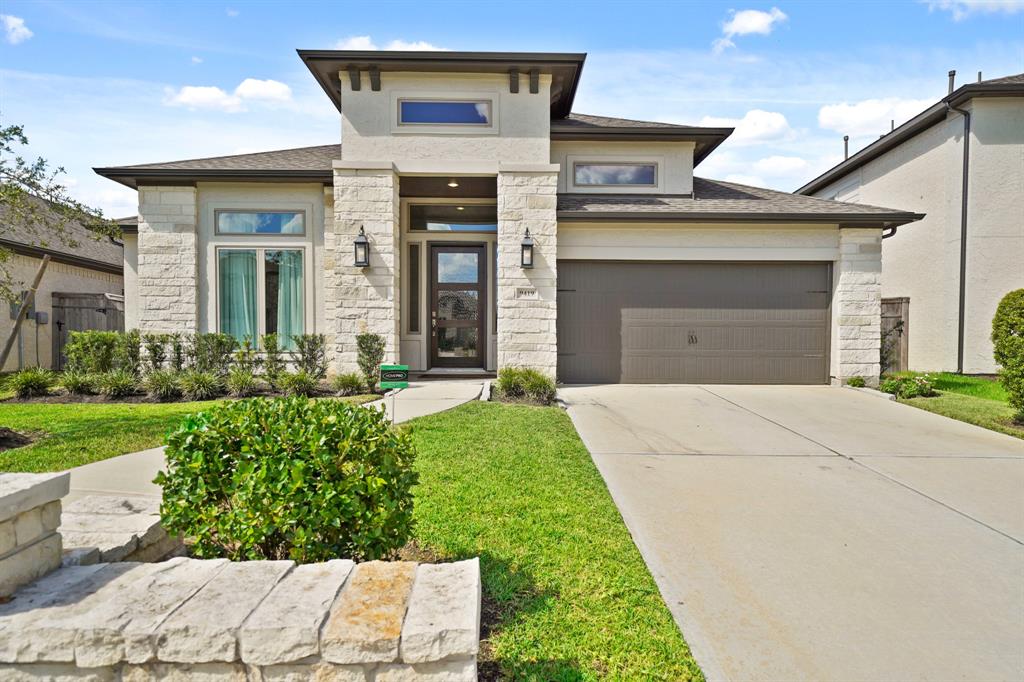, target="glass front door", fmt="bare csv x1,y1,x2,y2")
430,245,486,368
